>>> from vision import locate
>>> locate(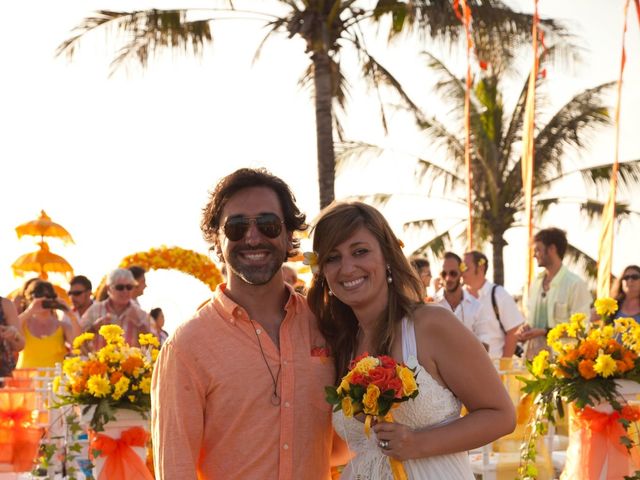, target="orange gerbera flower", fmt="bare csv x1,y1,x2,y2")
559,349,579,366
578,359,597,380
84,361,108,377
72,379,86,394
578,340,600,360
616,360,631,374
110,371,124,385
121,356,144,375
